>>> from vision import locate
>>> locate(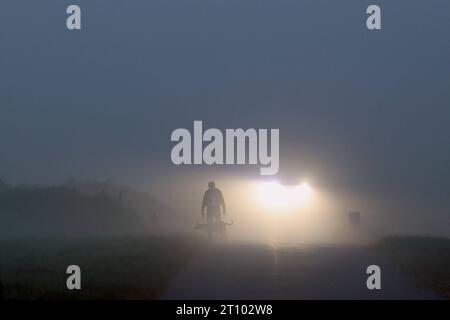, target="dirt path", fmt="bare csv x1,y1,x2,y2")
161,242,440,299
